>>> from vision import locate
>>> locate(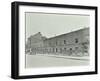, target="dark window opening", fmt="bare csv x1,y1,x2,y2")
75,38,78,43
64,48,66,51
70,48,72,50
64,40,66,44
